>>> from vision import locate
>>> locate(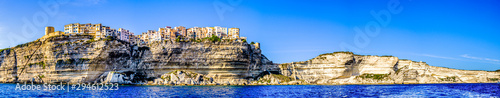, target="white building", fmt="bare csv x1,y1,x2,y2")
147,30,161,42
118,28,131,42
214,26,228,38
205,27,214,37
106,29,117,38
